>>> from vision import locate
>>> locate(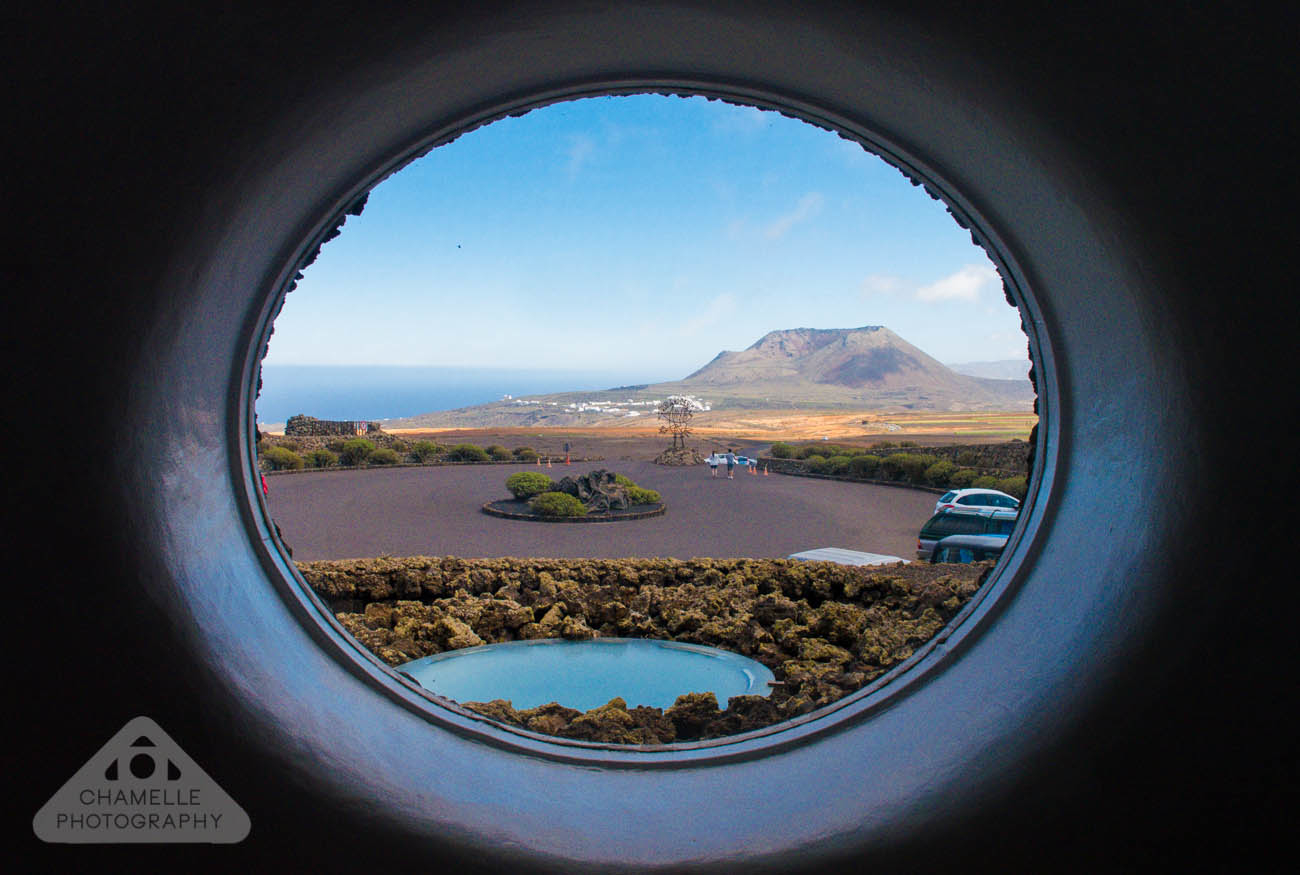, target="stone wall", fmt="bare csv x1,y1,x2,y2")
298,555,986,744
